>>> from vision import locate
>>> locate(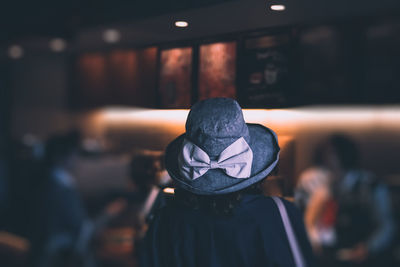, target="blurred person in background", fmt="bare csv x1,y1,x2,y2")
0,138,45,267
294,139,338,252
103,152,170,238
132,153,171,228
95,152,170,267
29,130,146,267
295,134,396,267
127,152,170,238
6,139,43,237
29,131,91,267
